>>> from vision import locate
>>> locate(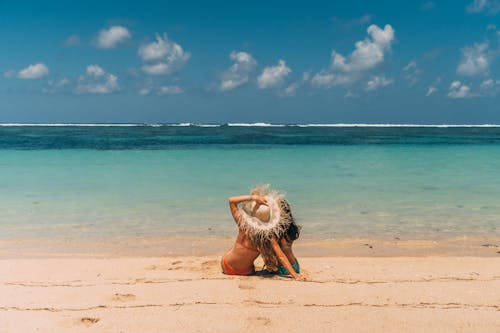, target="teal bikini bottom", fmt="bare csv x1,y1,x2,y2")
277,260,300,275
